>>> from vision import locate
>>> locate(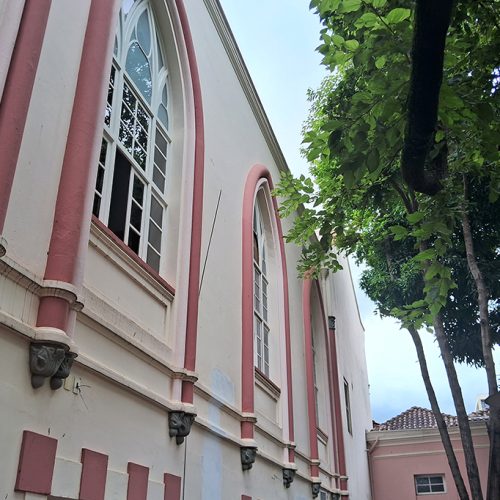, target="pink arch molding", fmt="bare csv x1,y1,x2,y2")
174,0,205,405
241,164,295,458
